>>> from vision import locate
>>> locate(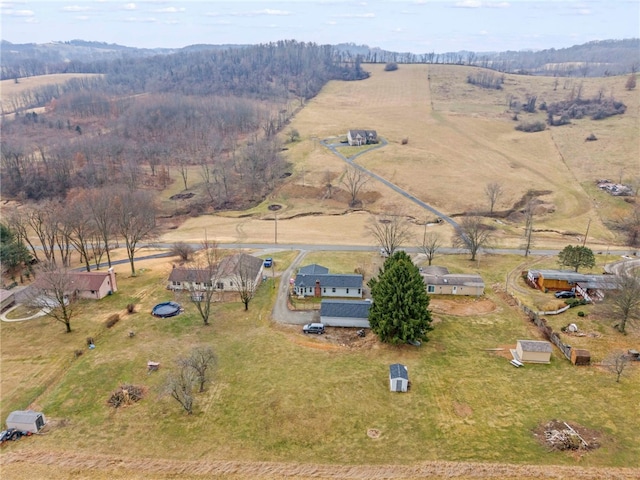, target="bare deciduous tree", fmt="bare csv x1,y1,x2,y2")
341,165,369,208
171,242,195,262
165,366,196,414
452,214,495,261
27,263,79,333
179,346,217,393
419,228,441,266
604,351,630,383
113,189,158,276
232,254,261,311
187,239,221,326
368,212,413,257
484,182,503,214
601,271,640,334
